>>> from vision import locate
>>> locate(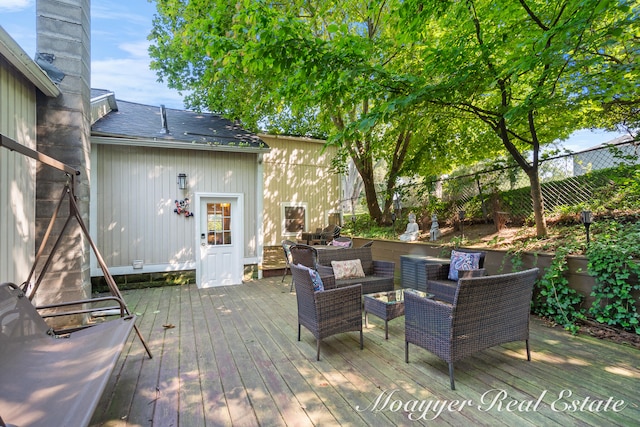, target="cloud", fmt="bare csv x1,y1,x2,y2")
0,0,32,12
92,57,185,109
119,41,152,58
2,0,186,110
91,4,150,27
